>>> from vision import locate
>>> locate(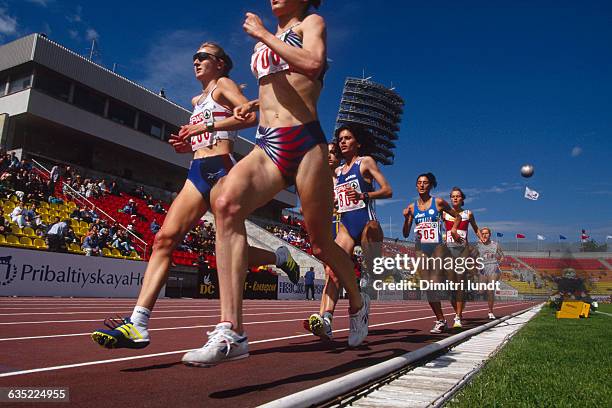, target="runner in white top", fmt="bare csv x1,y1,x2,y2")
476,227,504,319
